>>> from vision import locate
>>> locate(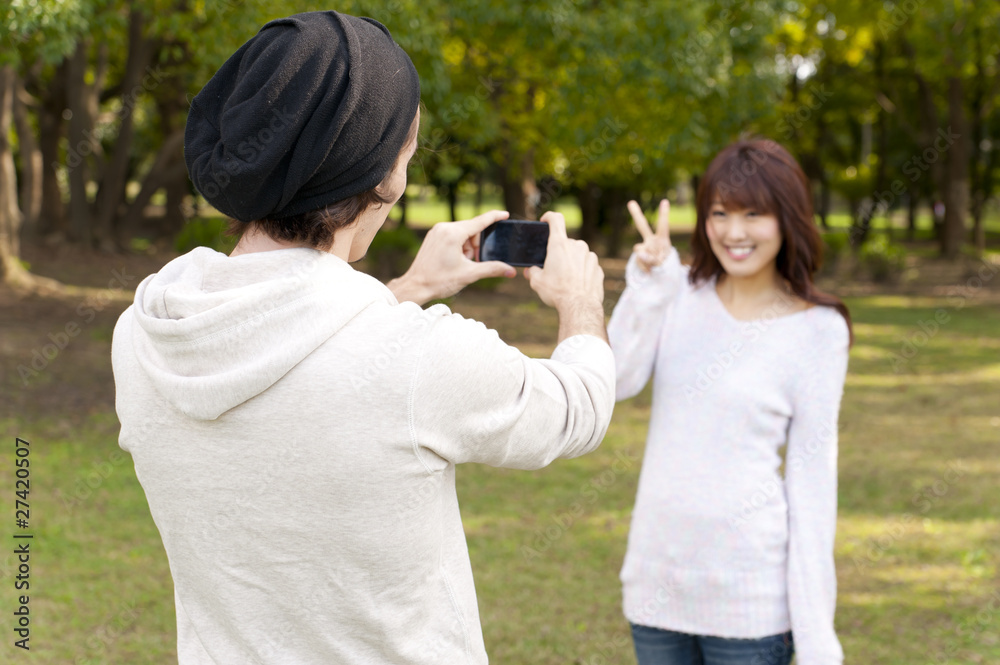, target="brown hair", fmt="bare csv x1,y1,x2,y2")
690,139,854,347
225,109,421,252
